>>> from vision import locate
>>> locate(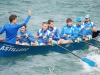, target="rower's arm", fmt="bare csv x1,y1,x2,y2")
16,31,22,42
92,27,97,32
16,10,31,28
60,27,64,38
34,31,40,39
48,33,52,39
34,35,39,39
16,15,31,28
53,29,60,40
73,27,78,38
48,33,52,45
91,23,97,32
28,33,35,42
